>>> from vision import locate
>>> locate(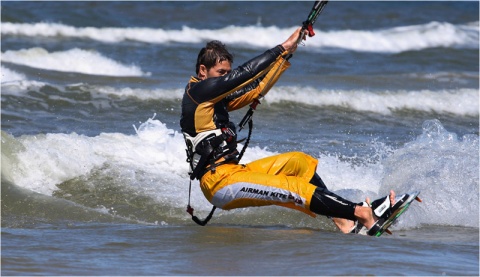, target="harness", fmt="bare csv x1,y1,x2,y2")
183,122,240,181
183,0,329,226
183,121,253,226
